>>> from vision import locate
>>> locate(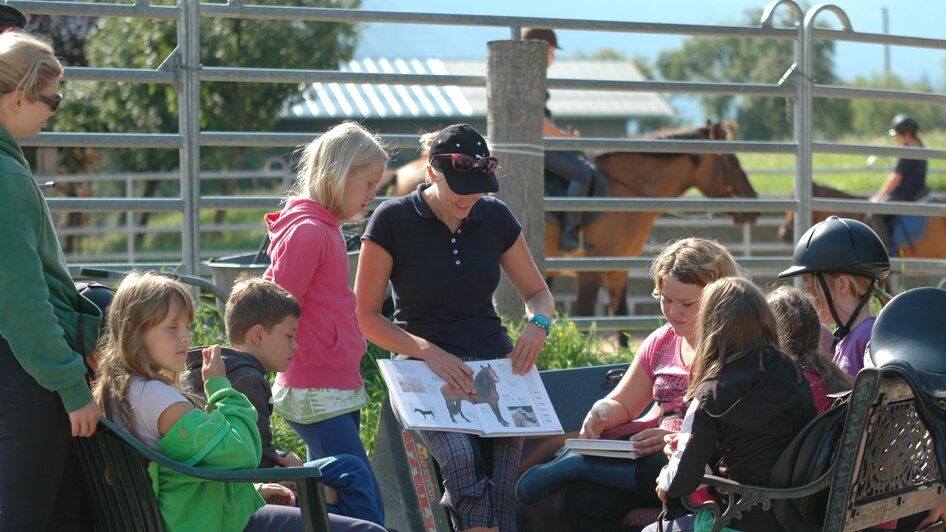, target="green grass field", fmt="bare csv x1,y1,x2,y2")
739,130,946,196
76,130,945,258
